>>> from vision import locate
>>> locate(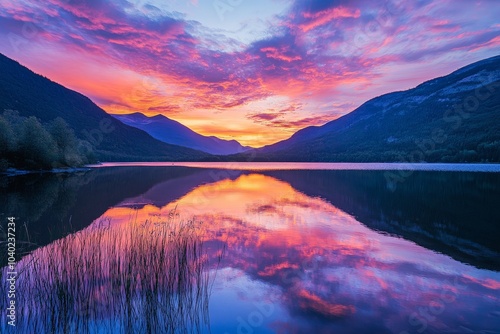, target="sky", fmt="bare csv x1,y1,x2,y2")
0,0,499,147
